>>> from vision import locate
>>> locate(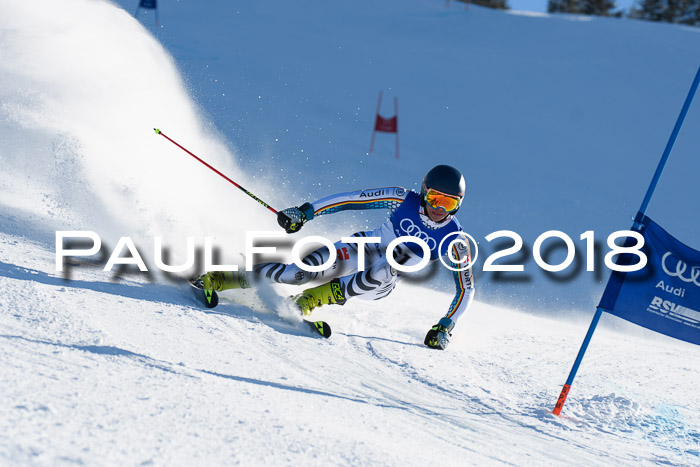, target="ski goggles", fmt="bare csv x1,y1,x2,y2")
423,187,462,213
